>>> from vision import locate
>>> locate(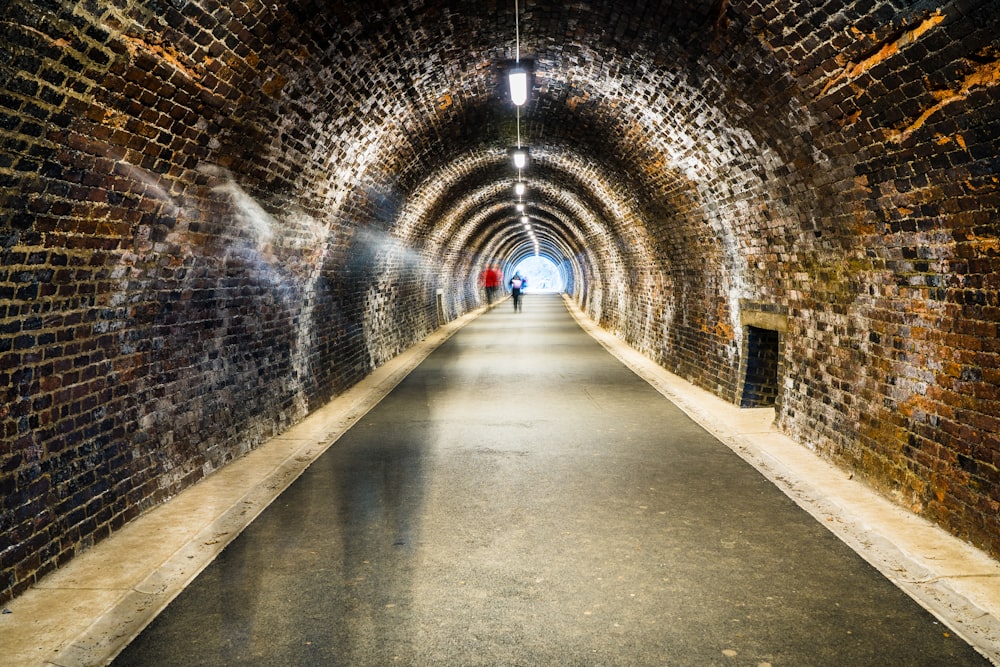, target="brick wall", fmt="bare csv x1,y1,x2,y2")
758,0,1000,554
2,0,999,602
0,0,462,600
